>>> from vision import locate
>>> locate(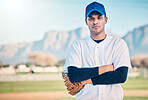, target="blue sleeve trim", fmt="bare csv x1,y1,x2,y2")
68,66,99,82
91,66,128,85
